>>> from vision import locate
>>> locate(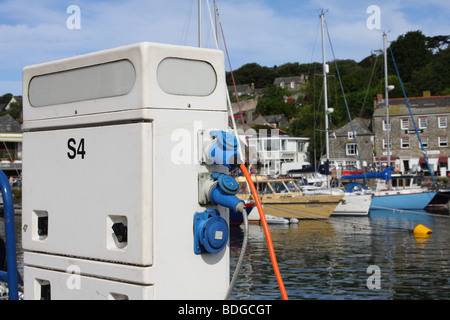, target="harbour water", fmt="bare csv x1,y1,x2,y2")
229,209,450,300
2,209,450,300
